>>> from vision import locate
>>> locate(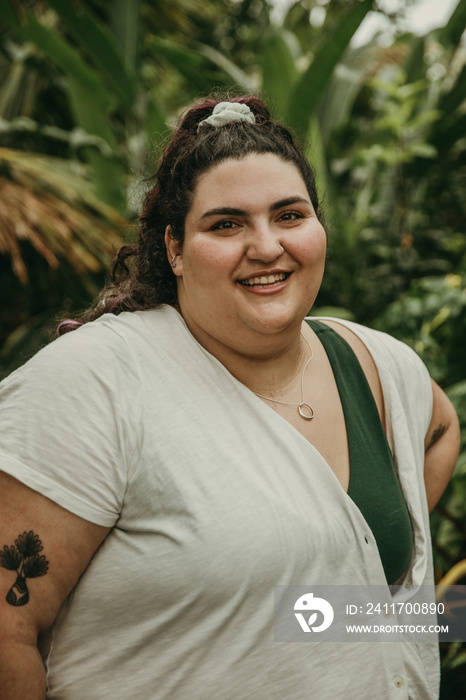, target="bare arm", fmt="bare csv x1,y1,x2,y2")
424,379,461,513
0,472,110,699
